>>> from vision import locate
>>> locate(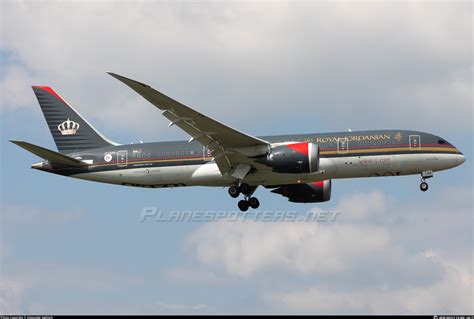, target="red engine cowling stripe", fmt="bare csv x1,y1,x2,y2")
287,142,309,155
311,181,324,187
